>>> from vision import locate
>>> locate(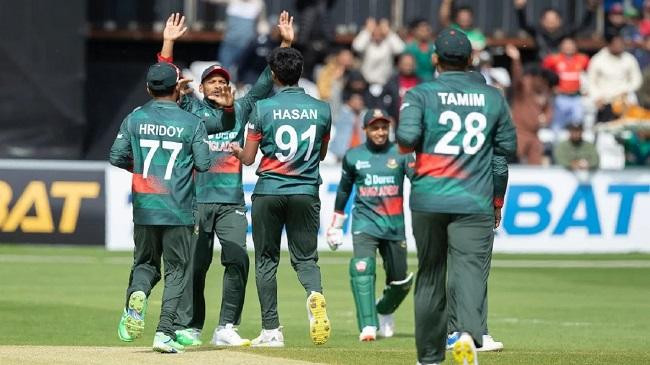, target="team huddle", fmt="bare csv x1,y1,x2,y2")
109,11,515,365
